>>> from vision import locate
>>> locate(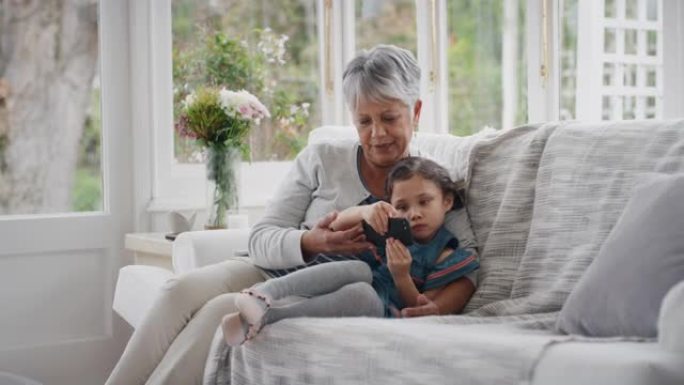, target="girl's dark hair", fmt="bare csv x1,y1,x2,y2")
385,157,464,210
